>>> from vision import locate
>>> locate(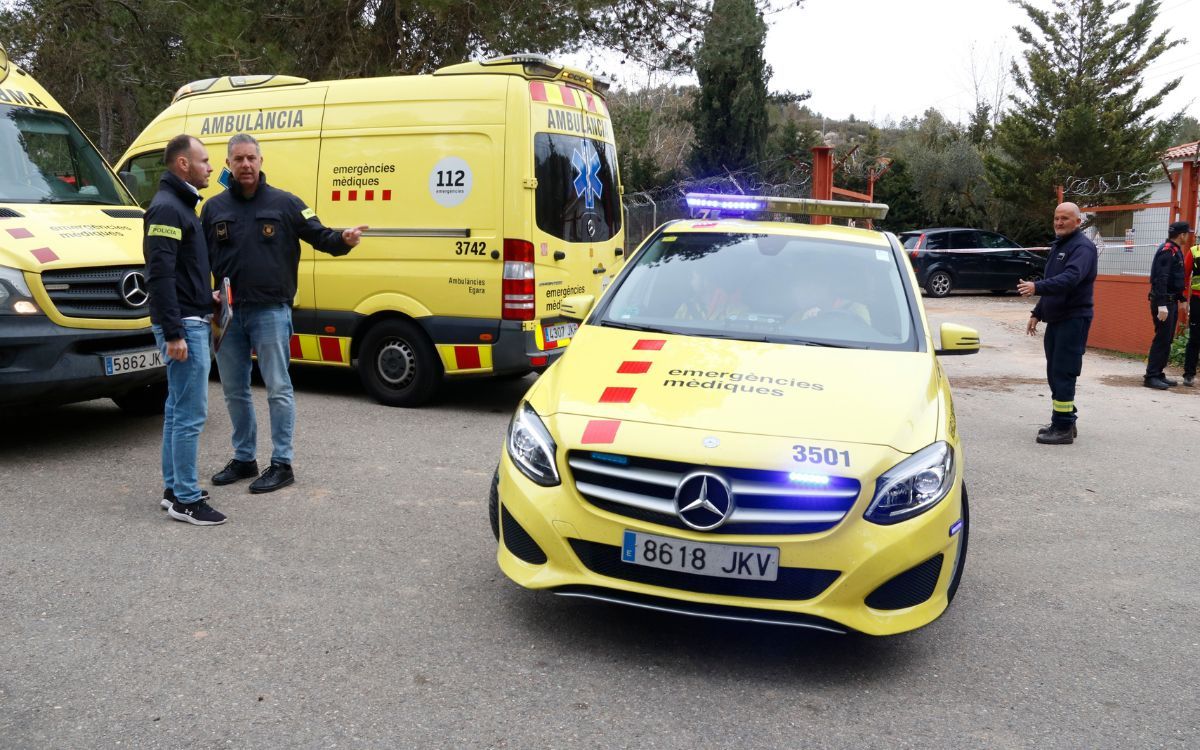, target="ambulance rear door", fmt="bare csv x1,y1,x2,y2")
526,80,623,352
